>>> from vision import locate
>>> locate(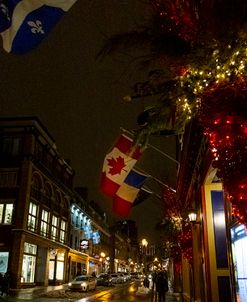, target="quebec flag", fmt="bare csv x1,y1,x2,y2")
113,169,148,217
0,0,77,54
